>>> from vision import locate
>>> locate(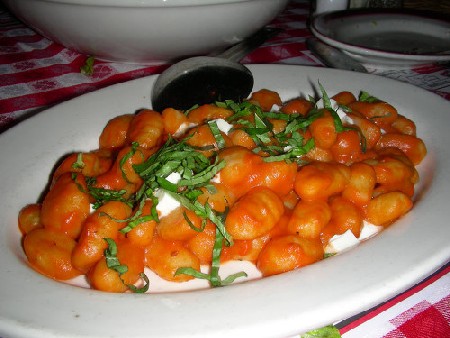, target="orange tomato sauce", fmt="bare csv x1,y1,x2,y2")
18,88,427,292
